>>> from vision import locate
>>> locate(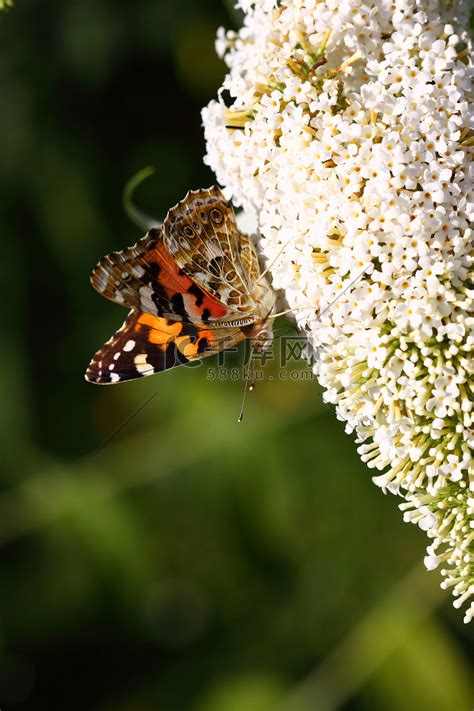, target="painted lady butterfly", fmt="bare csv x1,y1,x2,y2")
85,187,276,384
